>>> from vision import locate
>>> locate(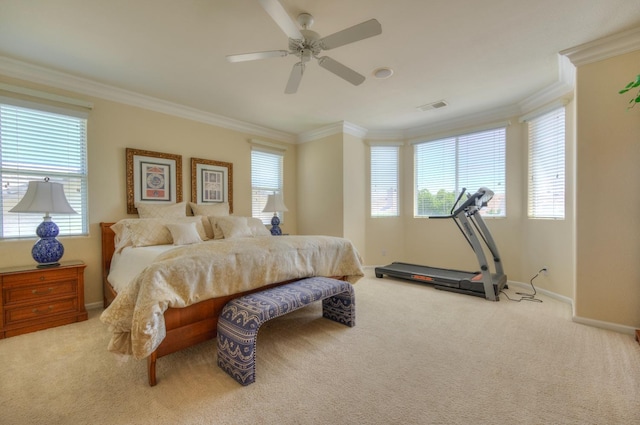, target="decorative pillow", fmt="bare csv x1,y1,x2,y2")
247,217,271,237
136,202,187,218
117,217,209,248
215,216,253,239
190,203,229,239
189,202,229,217
111,220,136,253
166,222,202,246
